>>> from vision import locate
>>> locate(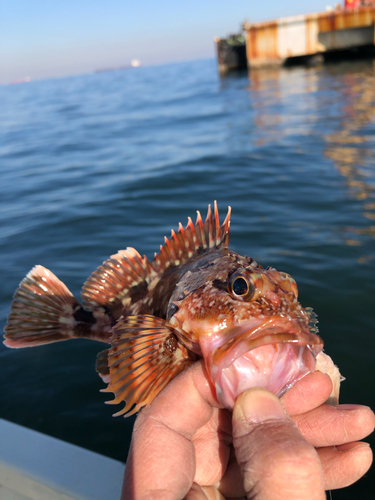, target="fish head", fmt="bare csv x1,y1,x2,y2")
167,249,323,409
